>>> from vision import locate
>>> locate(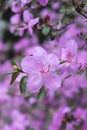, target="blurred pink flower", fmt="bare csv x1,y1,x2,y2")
38,0,48,6
17,9,39,35
10,14,21,24
21,0,32,4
